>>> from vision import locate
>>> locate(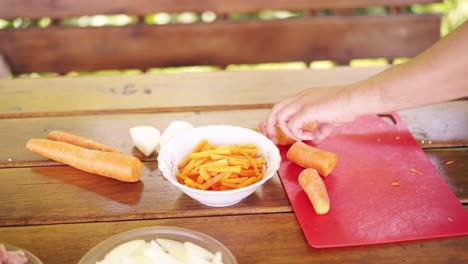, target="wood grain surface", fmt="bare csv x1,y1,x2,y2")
0,67,387,116
0,66,466,264
0,104,466,166
0,213,466,264
0,149,466,228
0,165,290,226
